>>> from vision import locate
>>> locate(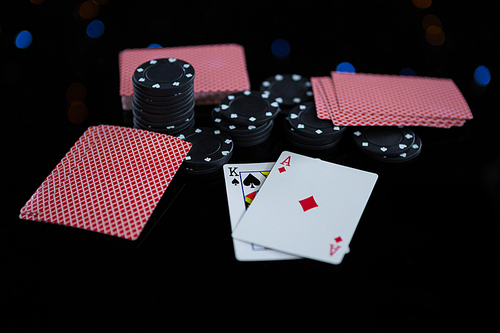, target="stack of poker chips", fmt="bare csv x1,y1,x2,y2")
177,127,234,175
211,90,280,147
352,126,422,163
284,102,346,150
132,58,195,135
259,74,314,116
